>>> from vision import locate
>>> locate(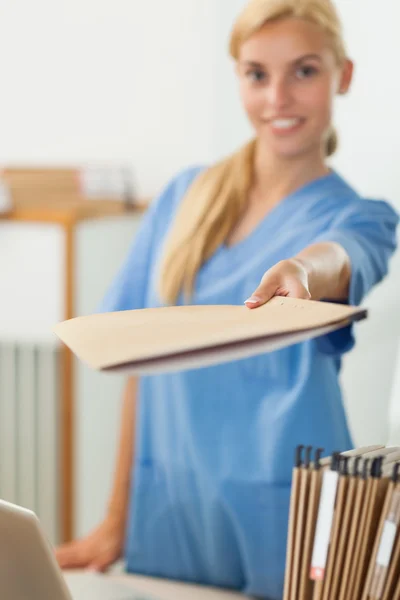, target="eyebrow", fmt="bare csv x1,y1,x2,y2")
293,53,322,64
242,54,323,68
